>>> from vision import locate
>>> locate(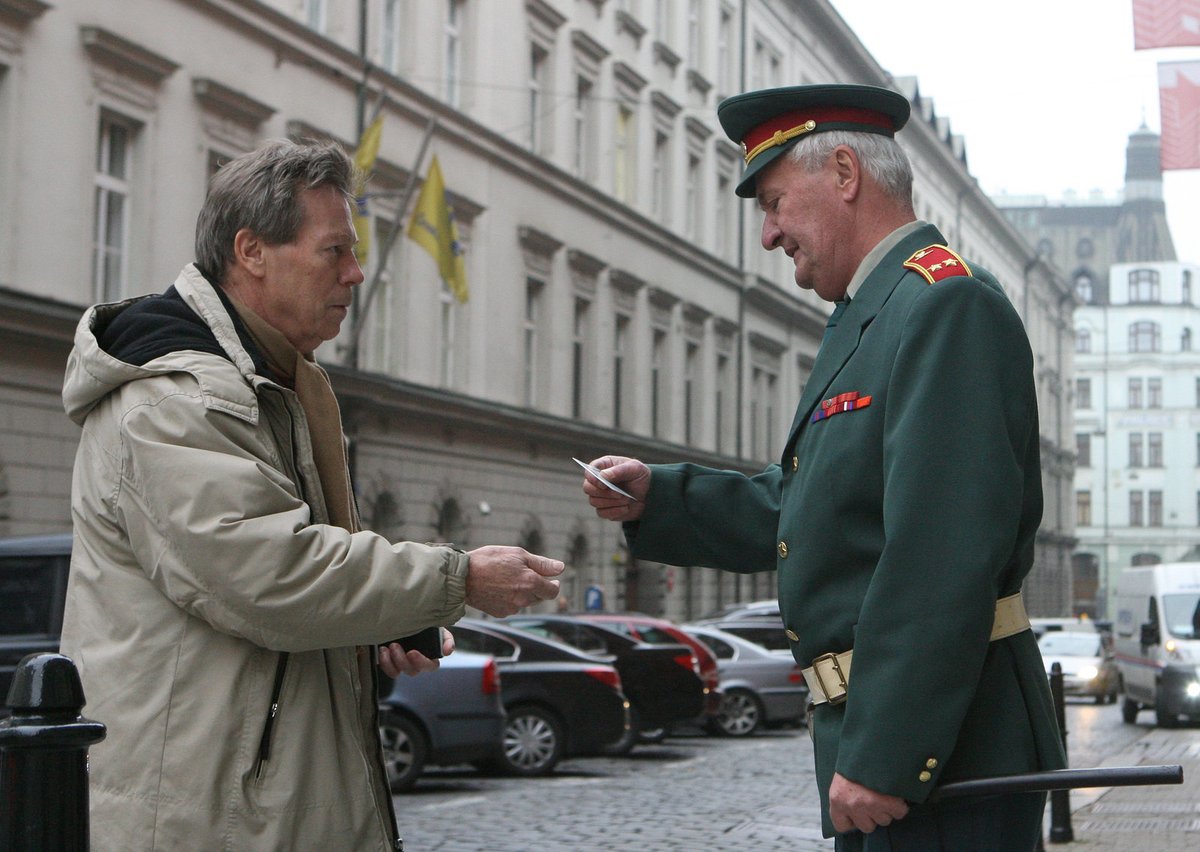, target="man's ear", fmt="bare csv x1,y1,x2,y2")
232,228,267,280
832,146,860,202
